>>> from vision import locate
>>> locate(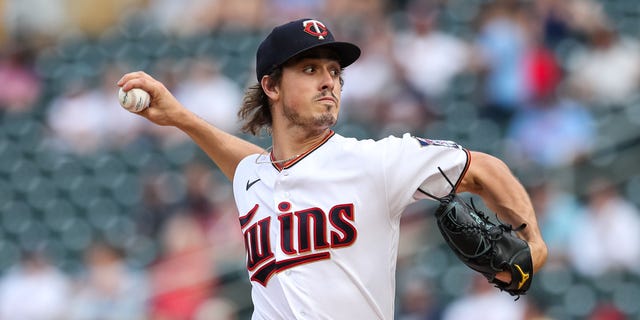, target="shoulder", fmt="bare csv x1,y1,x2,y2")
323,133,374,152
329,133,466,161
379,133,463,150
326,133,411,156
237,153,261,167
331,132,464,150
234,154,262,179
